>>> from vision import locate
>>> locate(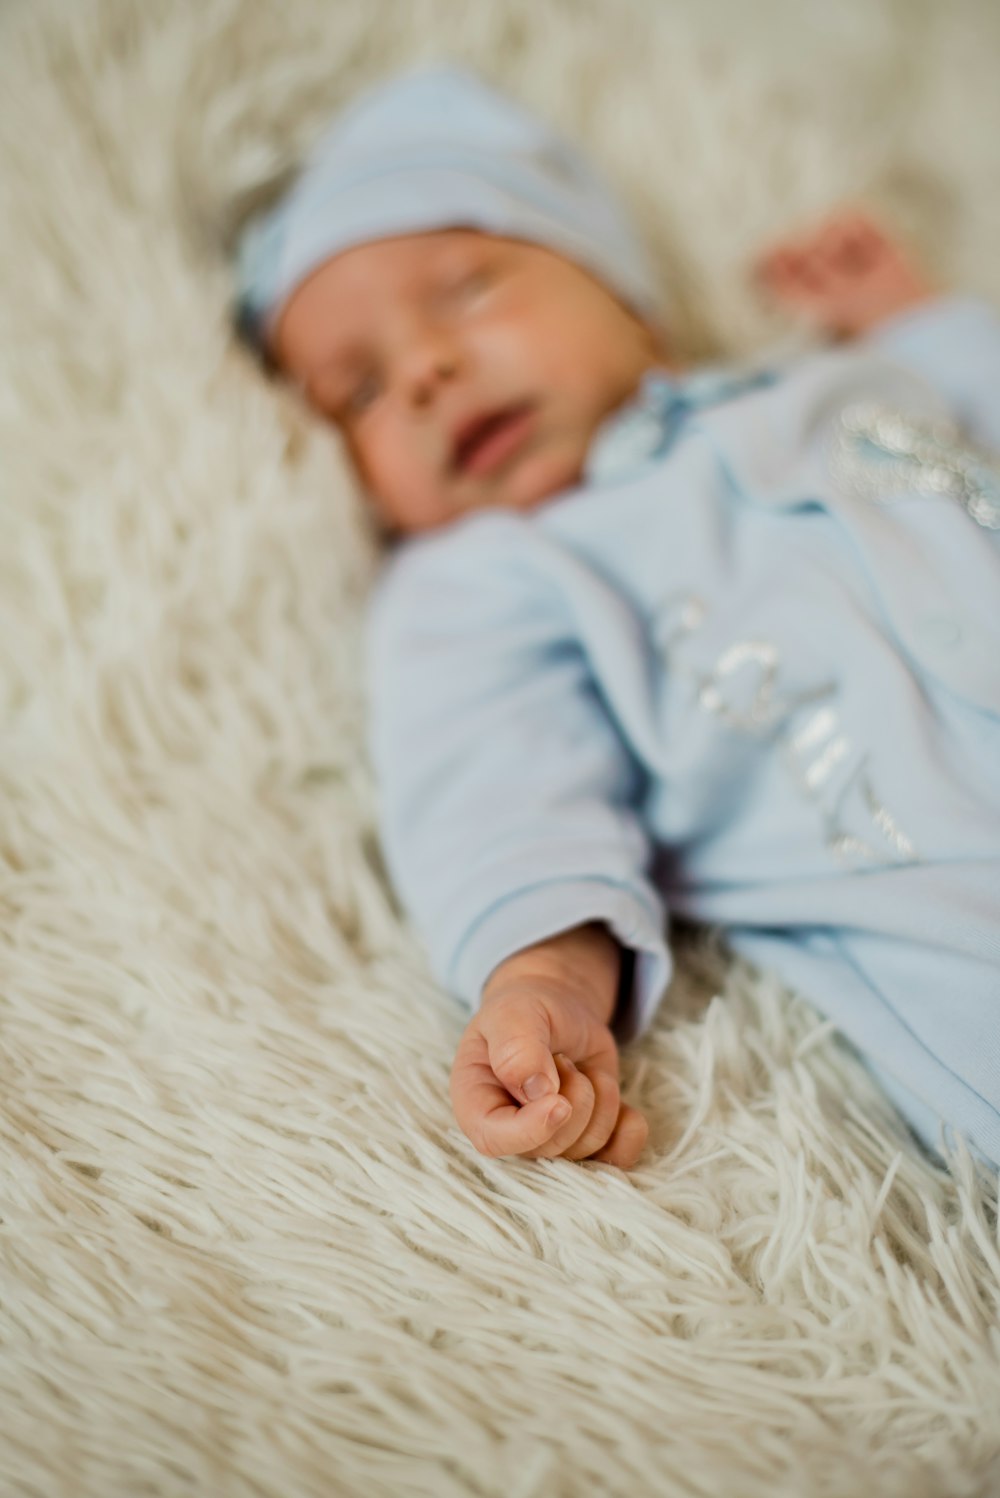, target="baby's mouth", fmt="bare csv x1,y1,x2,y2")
451,402,536,477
